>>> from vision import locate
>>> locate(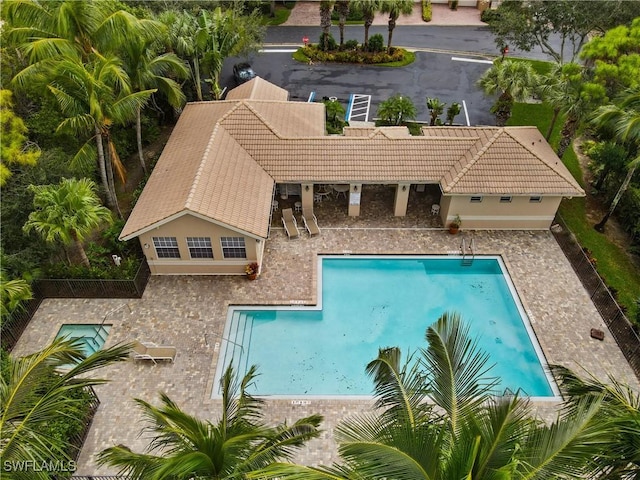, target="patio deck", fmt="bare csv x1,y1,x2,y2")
13,220,639,475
